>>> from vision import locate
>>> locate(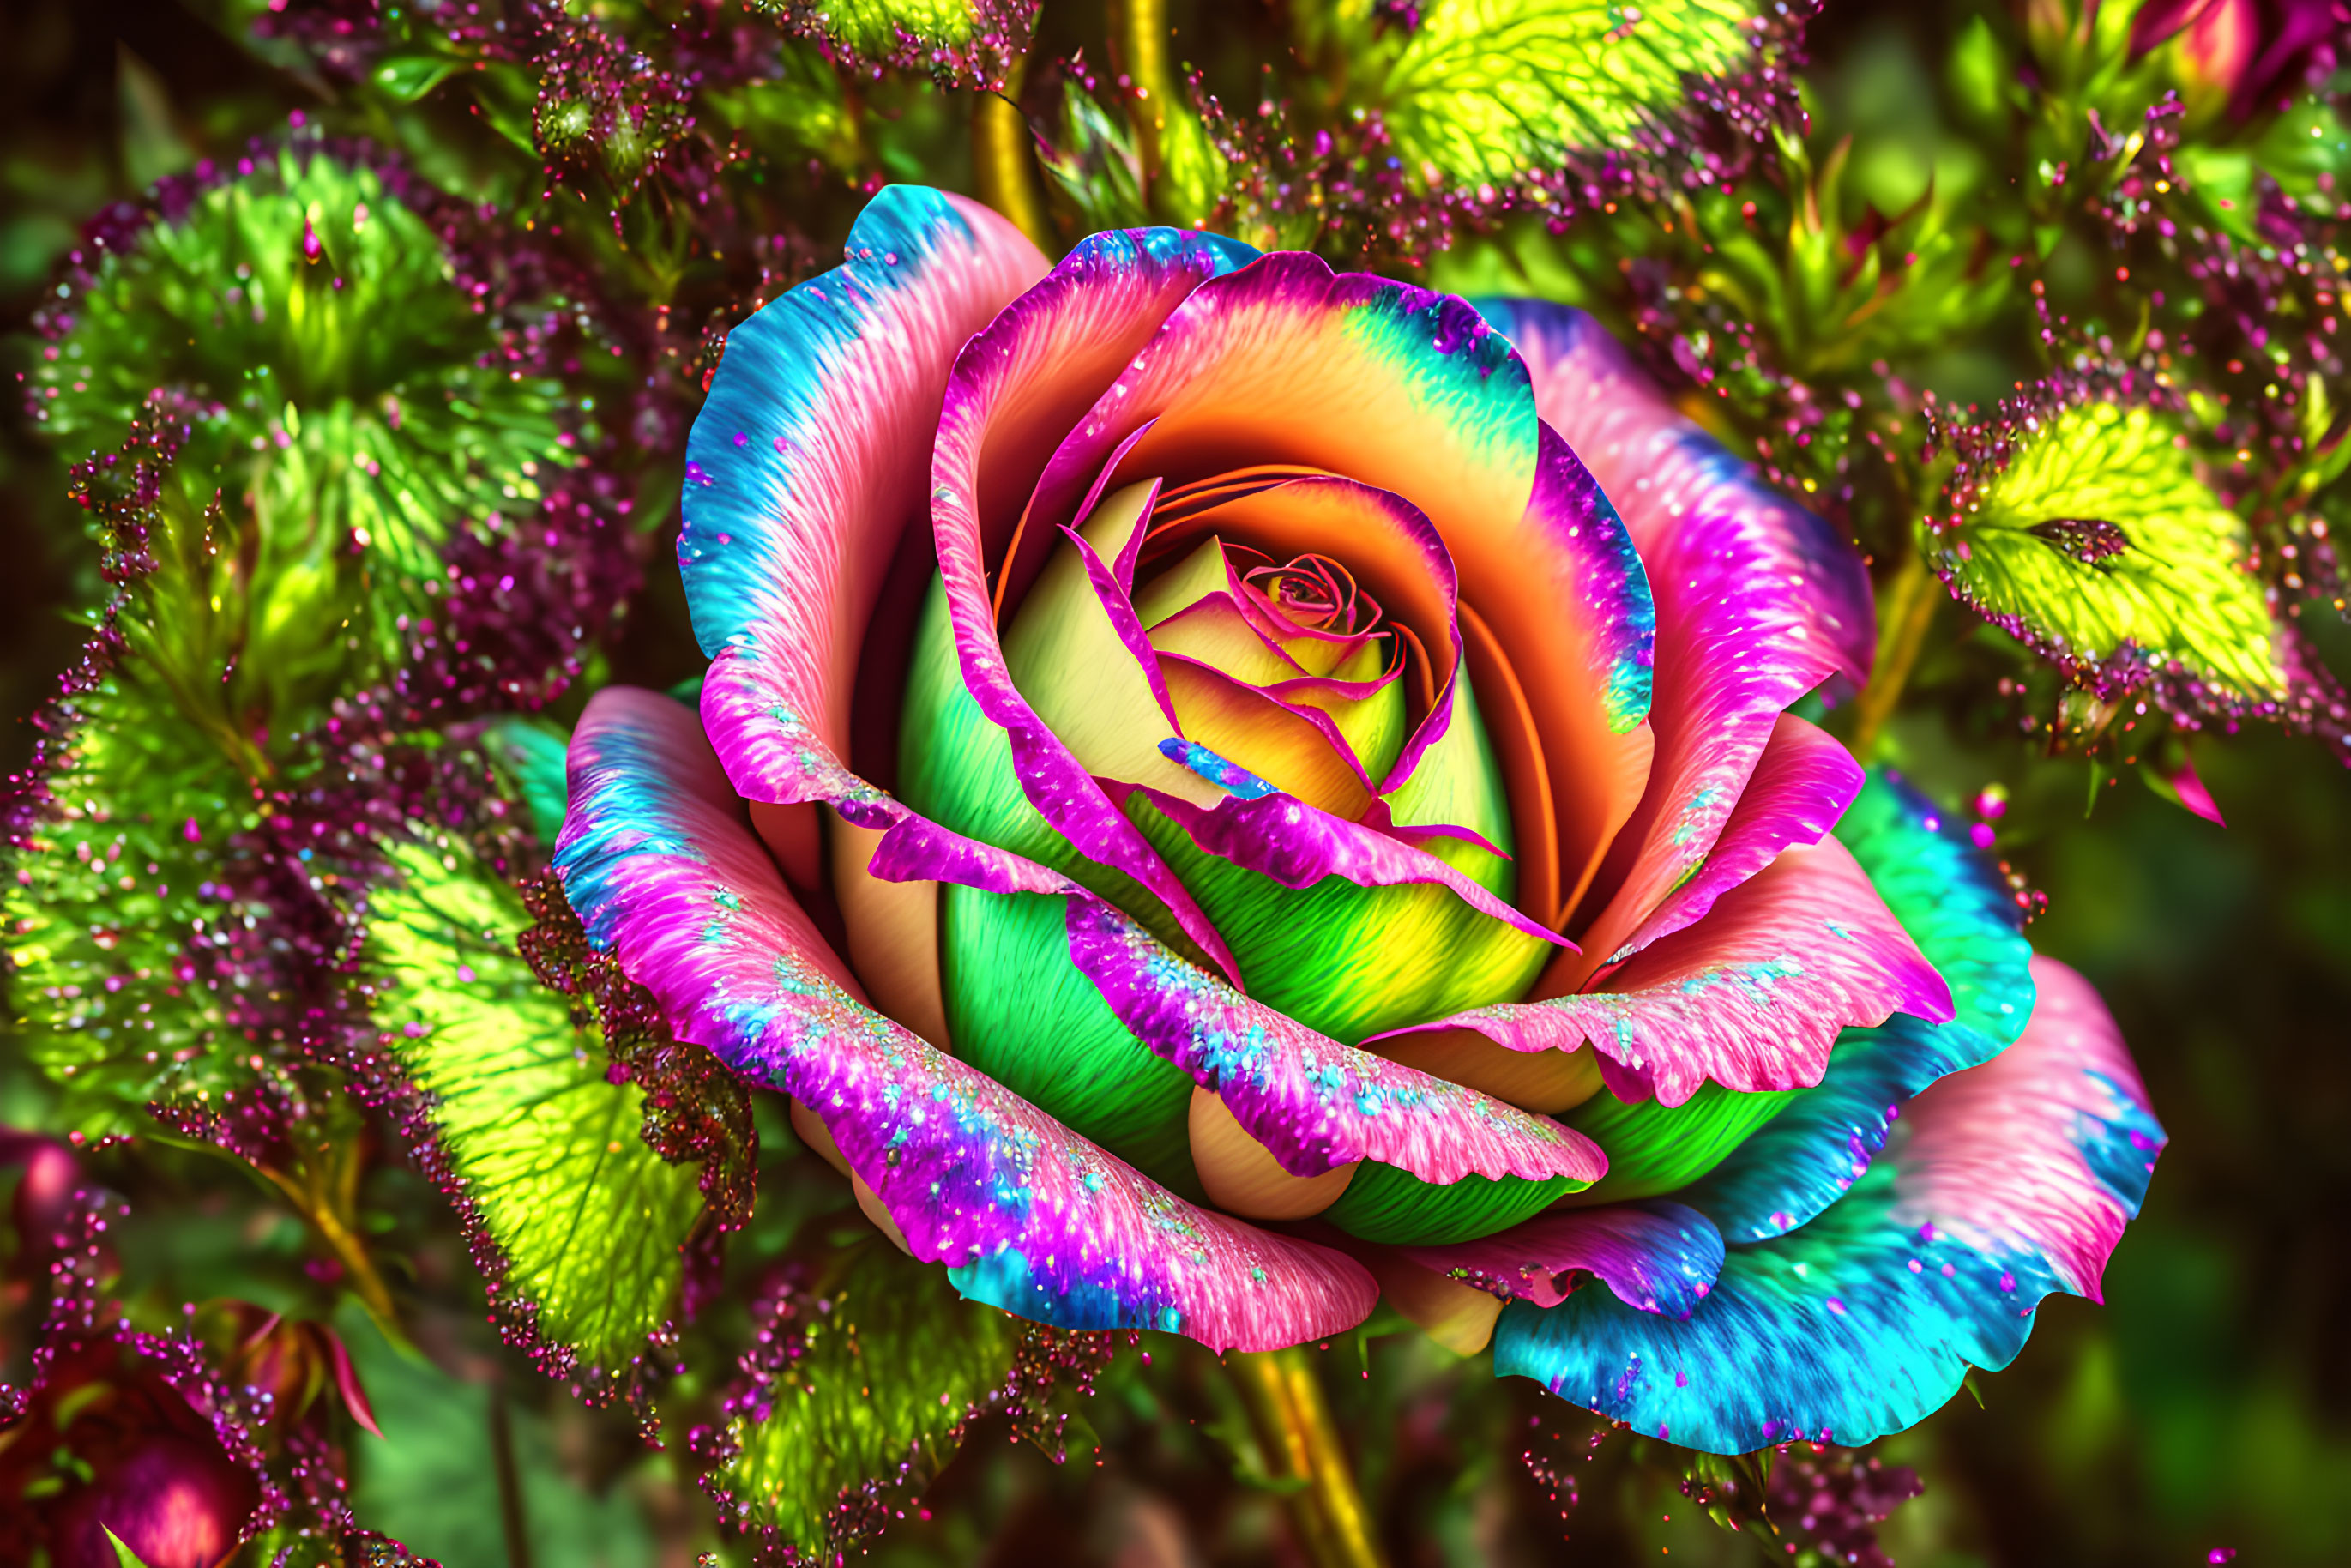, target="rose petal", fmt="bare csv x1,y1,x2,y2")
932,227,1265,977
1514,424,1660,919
1481,299,1872,969
685,186,1048,810
555,687,1377,1350
1492,957,2164,1453
1139,473,1466,796
1424,838,1954,1108
1107,781,1568,952
1024,263,1657,927
1582,712,1866,968
1683,770,2039,1241
1064,897,1604,1187
1408,1199,1725,1315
